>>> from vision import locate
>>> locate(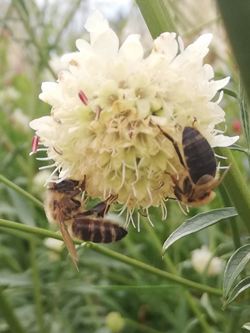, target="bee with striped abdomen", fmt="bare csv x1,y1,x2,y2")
159,125,228,207
45,179,127,267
